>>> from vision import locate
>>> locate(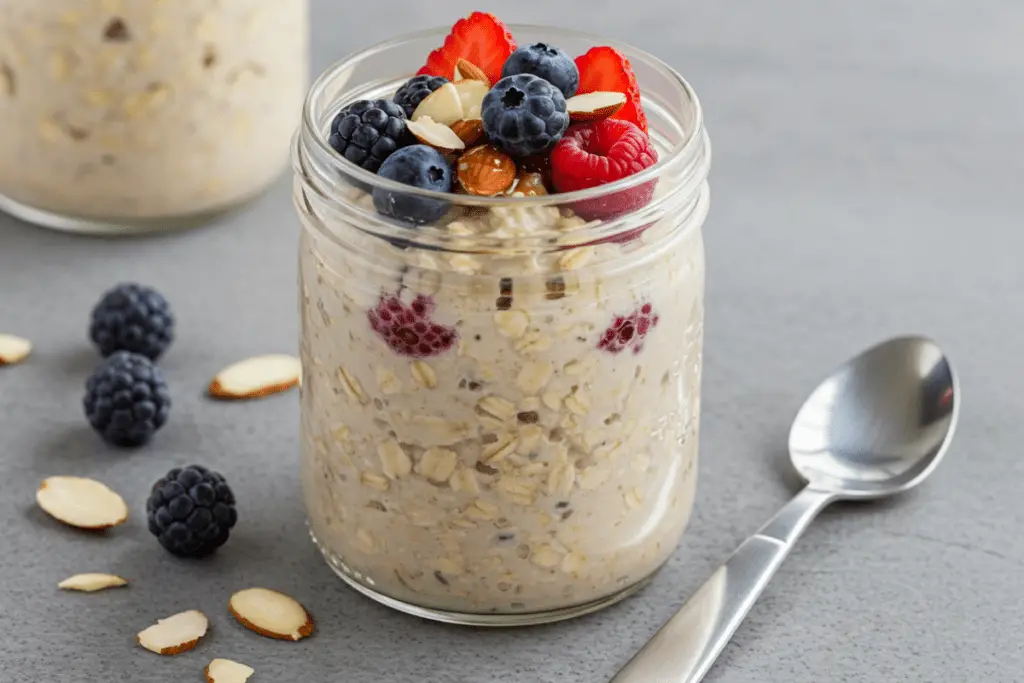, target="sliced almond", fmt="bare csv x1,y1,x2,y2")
59,573,128,592
406,116,466,153
206,659,255,683
454,58,490,86
566,91,627,123
456,144,517,197
412,82,463,125
453,79,489,120
208,354,301,400
508,171,548,197
36,476,128,530
0,334,32,365
137,610,209,656
229,587,314,641
450,119,485,146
